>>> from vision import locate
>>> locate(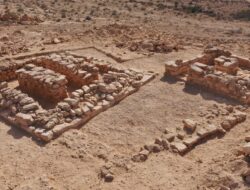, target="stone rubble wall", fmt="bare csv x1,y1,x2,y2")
16,64,68,102
187,62,250,104
133,107,247,161
0,61,25,82
232,55,250,69
164,47,250,104
67,52,112,73
214,56,239,75
29,53,99,87
164,47,234,76
0,56,155,142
